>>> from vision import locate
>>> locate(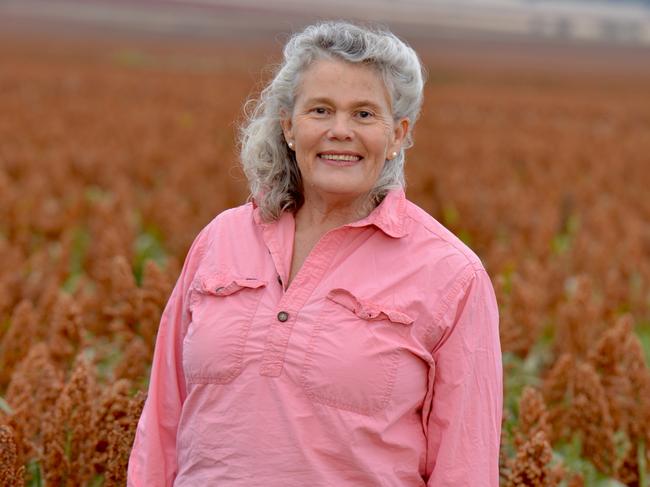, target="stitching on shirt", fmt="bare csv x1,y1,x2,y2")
260,230,347,376
183,275,266,385
403,209,482,270
302,350,401,416
178,223,212,339
299,292,405,416
326,289,415,325
426,265,476,353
